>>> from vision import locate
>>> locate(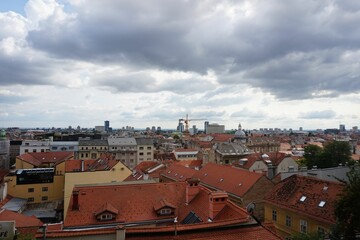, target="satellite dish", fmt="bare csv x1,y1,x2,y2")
246,202,256,215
